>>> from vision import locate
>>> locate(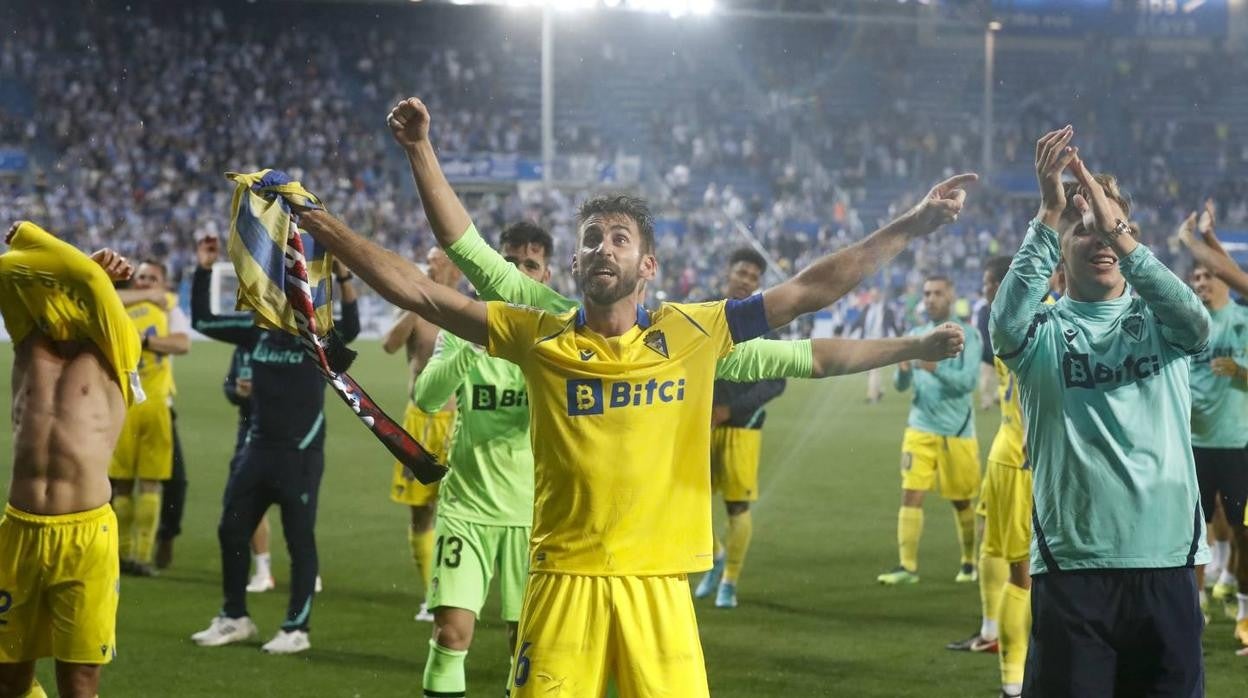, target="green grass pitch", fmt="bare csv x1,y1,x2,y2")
1,340,1242,696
